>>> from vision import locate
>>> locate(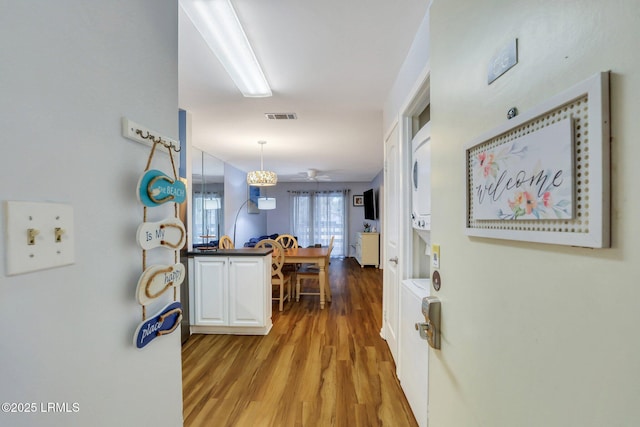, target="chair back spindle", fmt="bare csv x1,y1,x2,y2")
219,235,234,249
